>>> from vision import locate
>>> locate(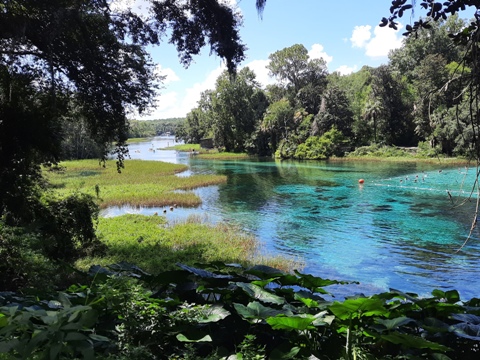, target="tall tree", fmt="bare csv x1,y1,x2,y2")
0,0,247,223
267,44,328,114
312,84,354,138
